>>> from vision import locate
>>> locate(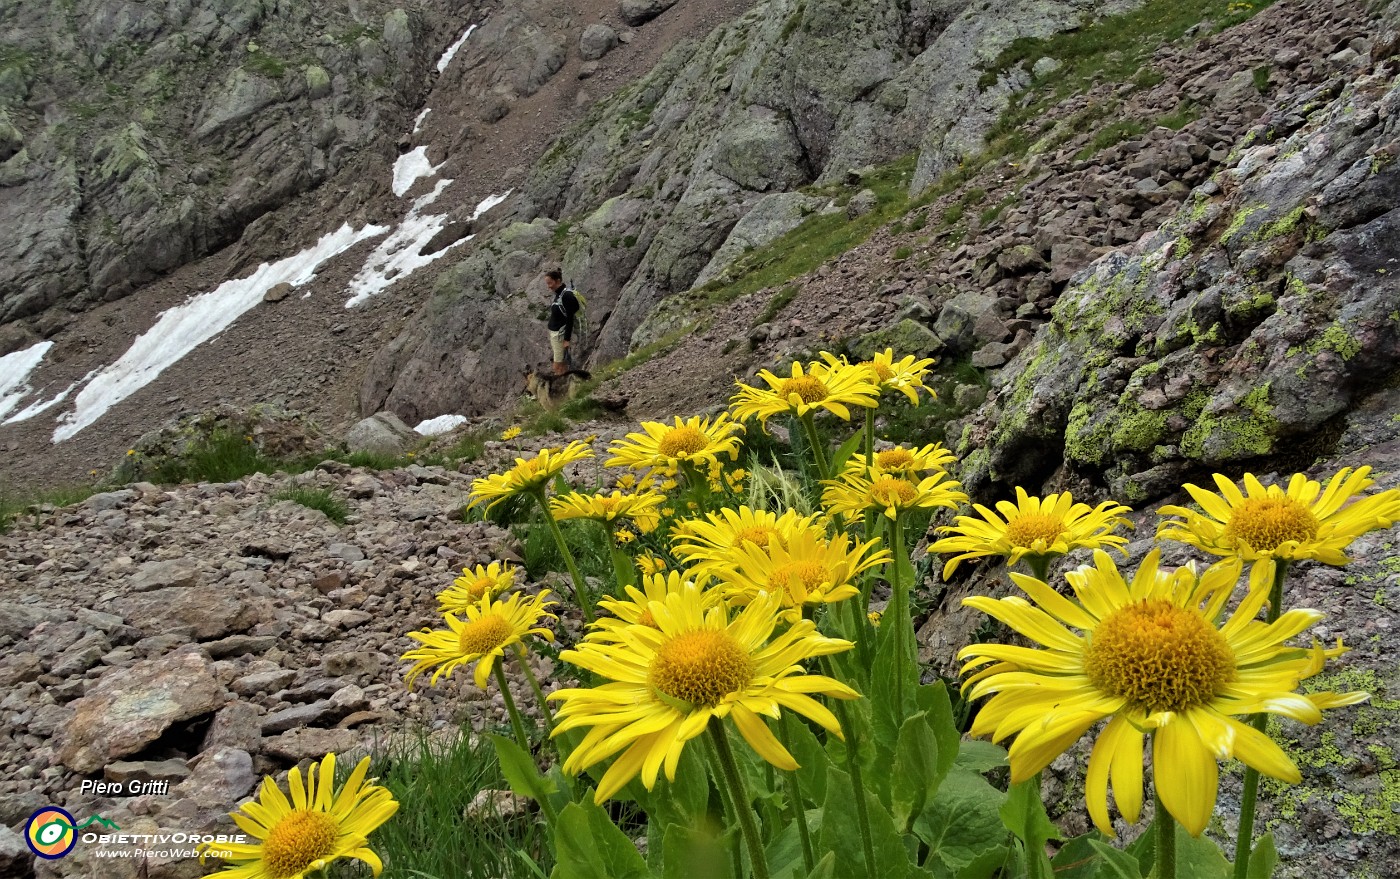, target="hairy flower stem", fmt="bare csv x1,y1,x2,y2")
780,714,817,875
705,738,747,879
1232,560,1290,879
494,662,533,755
886,514,912,714
709,719,772,879
514,646,555,736
1155,789,1176,879
822,657,877,874
798,414,831,482
1025,553,1053,583
533,490,594,625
